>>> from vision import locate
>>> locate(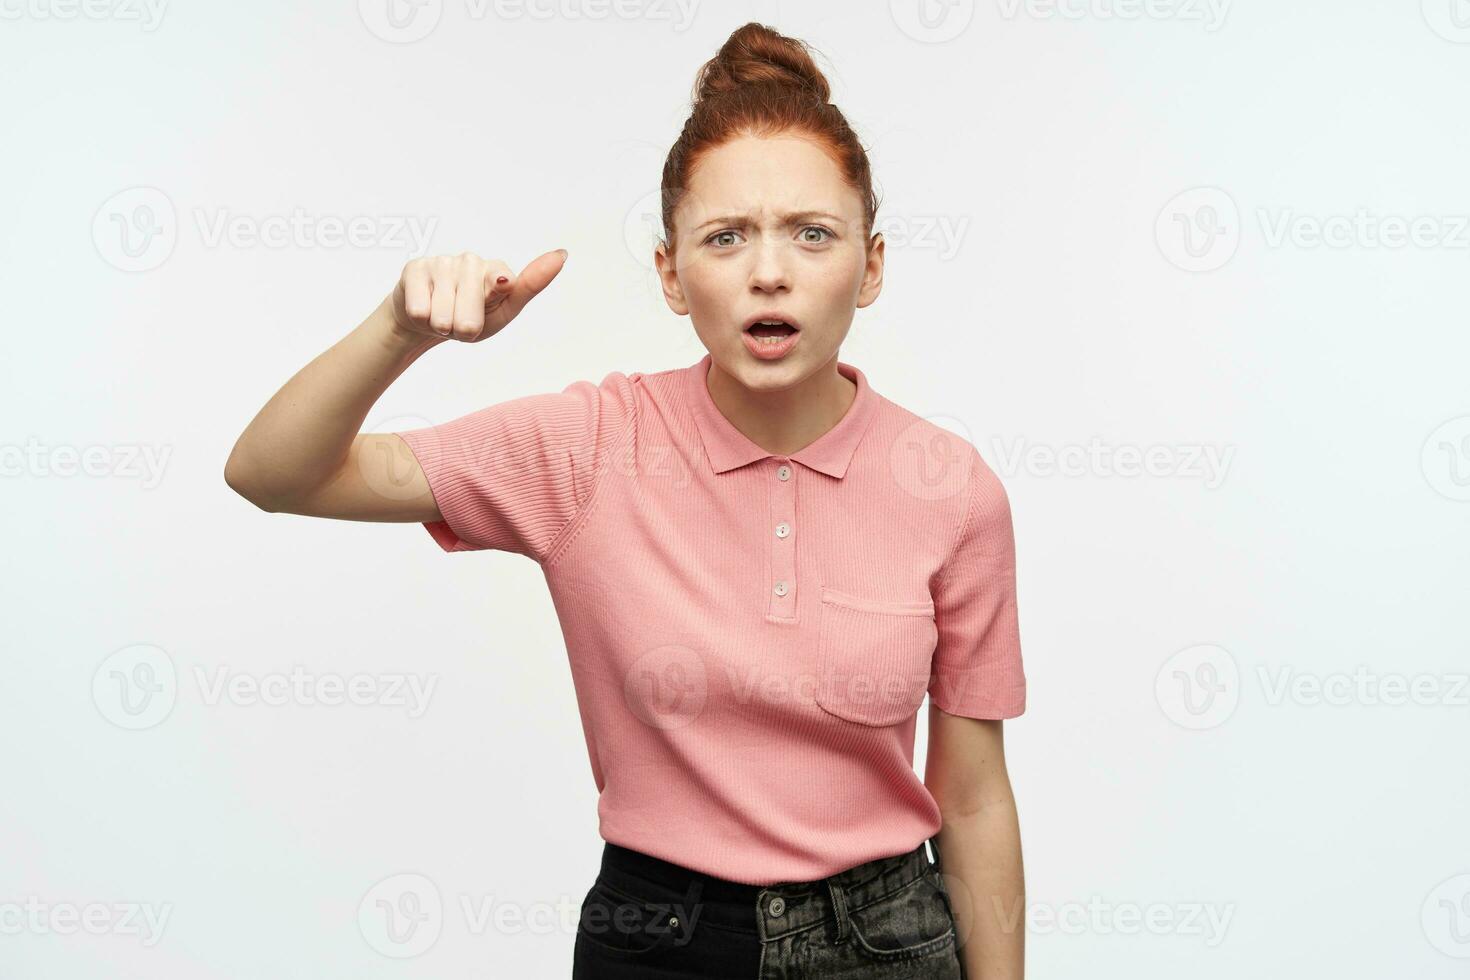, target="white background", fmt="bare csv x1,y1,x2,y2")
3,0,1469,977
